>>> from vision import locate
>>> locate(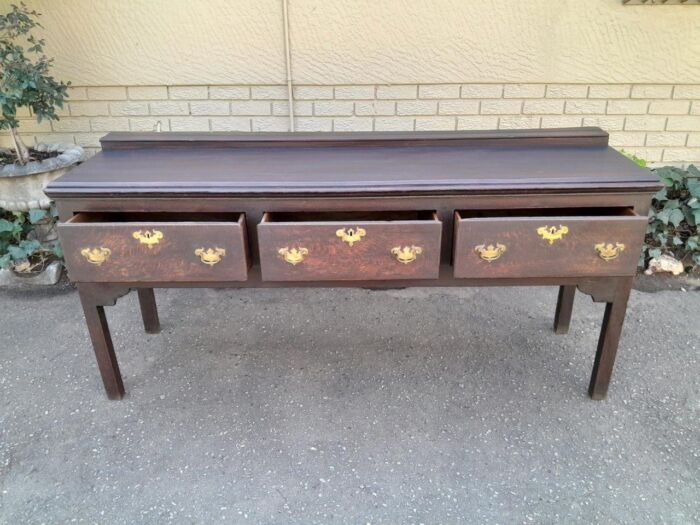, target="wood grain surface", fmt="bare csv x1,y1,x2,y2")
258,211,441,281
45,129,659,197
453,209,647,278
59,213,249,282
